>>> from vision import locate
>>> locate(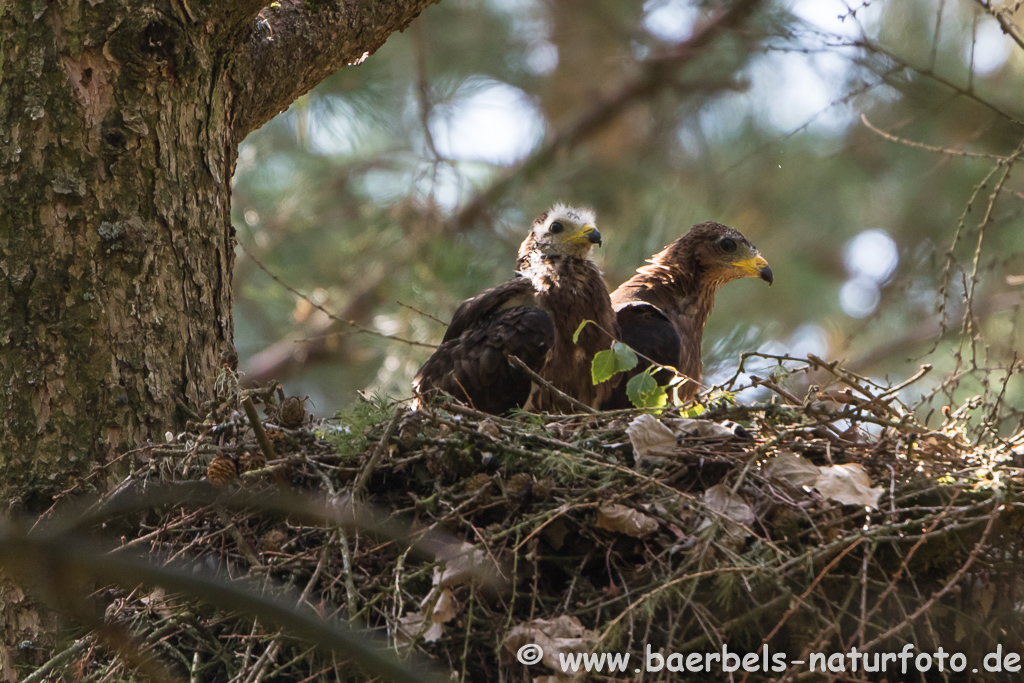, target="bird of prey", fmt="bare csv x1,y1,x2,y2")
607,221,772,407
414,205,618,414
